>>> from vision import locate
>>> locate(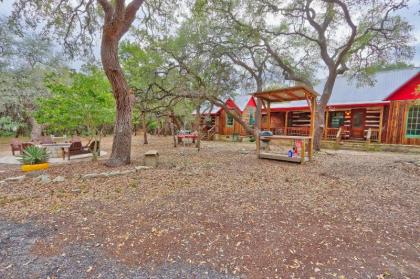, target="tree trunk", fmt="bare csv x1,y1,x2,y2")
313,106,325,151
211,99,255,135
195,104,201,151
313,75,336,150
142,111,148,144
170,113,177,147
28,115,42,140
101,32,133,167
172,115,182,130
